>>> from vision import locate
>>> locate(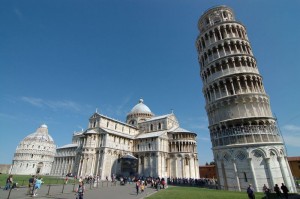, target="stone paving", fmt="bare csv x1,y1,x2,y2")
0,182,158,199
3,183,299,199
